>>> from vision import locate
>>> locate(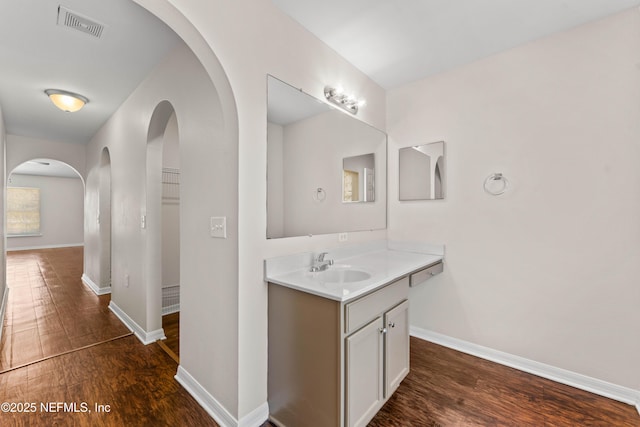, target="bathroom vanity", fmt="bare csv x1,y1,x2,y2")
265,76,446,426
265,243,443,427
